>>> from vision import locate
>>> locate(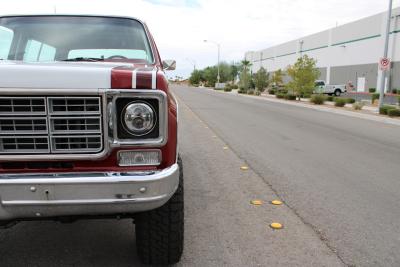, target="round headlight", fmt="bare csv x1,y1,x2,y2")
122,102,156,136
